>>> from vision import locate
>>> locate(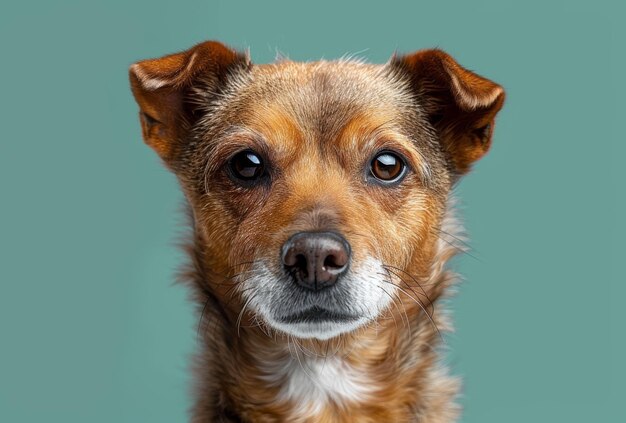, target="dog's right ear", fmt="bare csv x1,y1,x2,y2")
129,41,250,163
